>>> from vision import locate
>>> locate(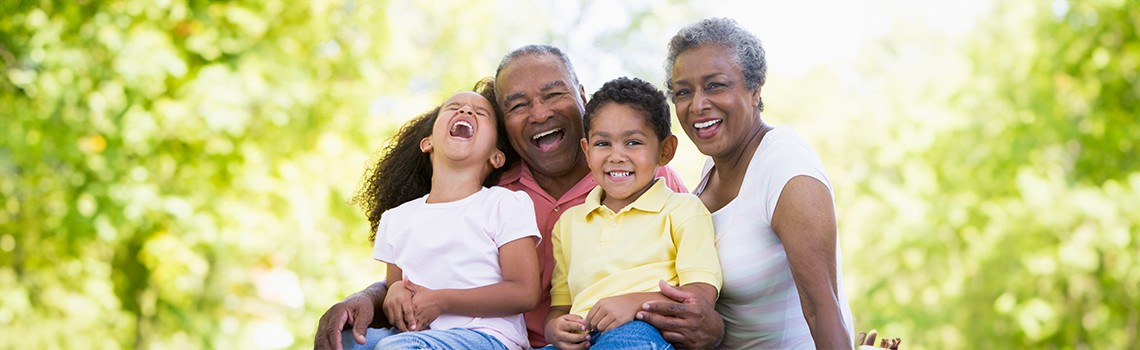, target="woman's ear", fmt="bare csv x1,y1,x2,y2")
420,137,433,153
489,150,505,169
658,135,678,166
